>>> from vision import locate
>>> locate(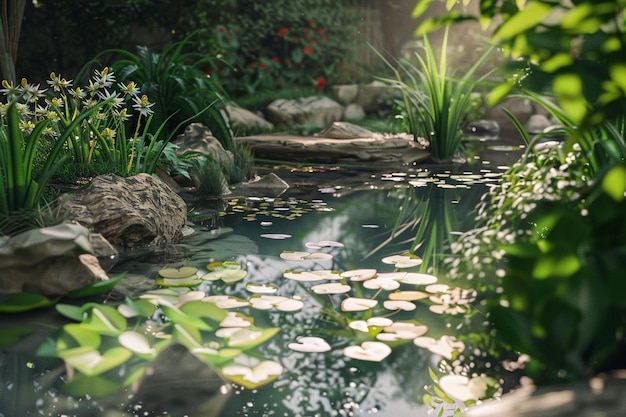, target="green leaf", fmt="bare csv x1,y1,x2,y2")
494,2,552,40
602,165,626,201
532,253,581,279
179,300,227,323
412,0,437,19
62,346,132,377
553,73,587,122
55,304,85,321
82,305,127,336
161,304,214,331
0,292,59,313
63,374,123,397
68,272,125,298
